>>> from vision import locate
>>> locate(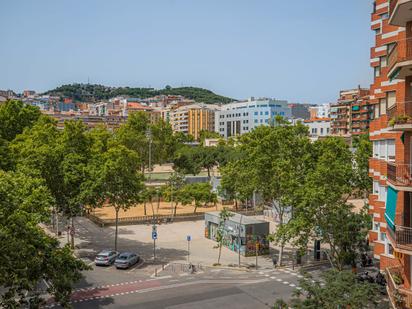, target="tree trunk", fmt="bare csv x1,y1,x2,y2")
115,208,119,252
157,194,160,212
70,217,75,249
235,199,238,210
218,243,222,264
278,242,284,267
207,167,211,179
144,202,147,216
173,202,178,216
193,203,198,214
